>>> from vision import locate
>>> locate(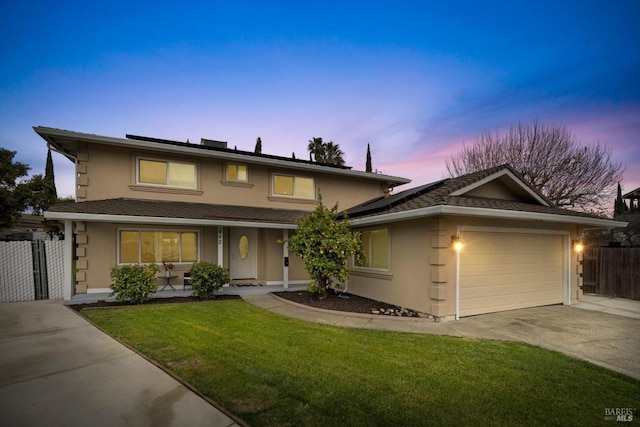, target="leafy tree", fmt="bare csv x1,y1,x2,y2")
254,137,262,154
366,143,372,172
280,196,366,298
446,120,624,212
19,174,57,215
0,148,30,228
